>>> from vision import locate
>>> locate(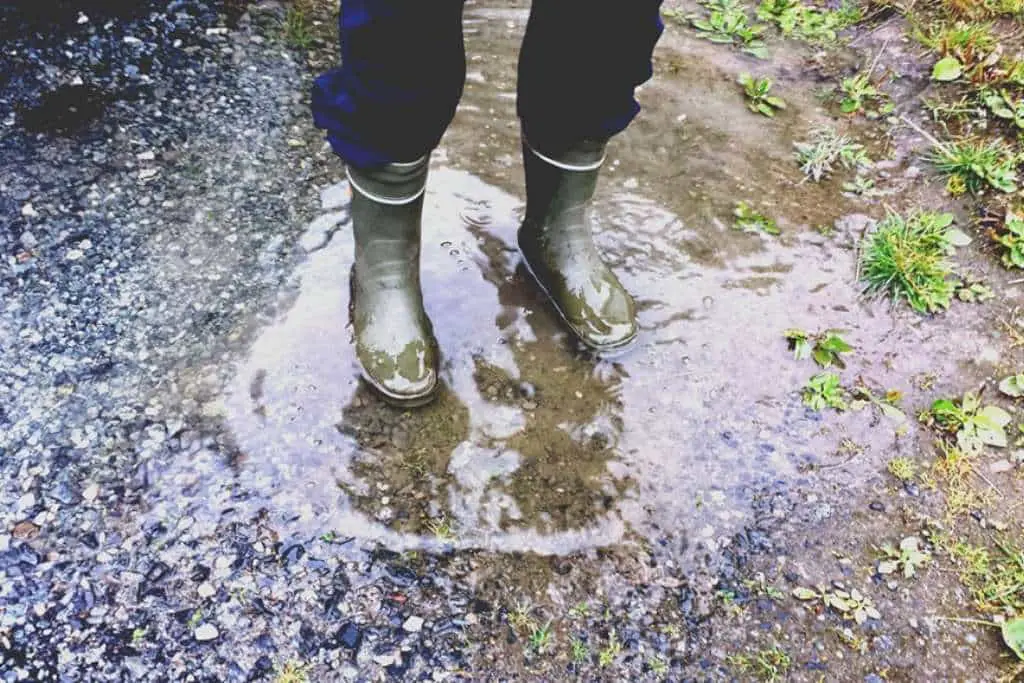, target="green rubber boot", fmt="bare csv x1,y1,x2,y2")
519,139,638,352
348,156,438,406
